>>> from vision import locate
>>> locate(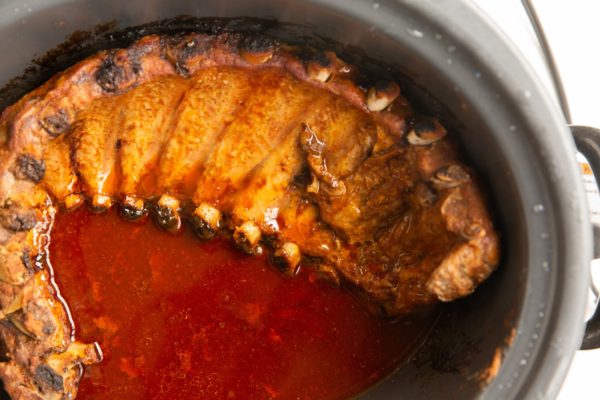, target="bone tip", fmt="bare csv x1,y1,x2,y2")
407,118,447,146
307,52,334,82
154,194,181,232
273,242,301,275
91,194,112,213
191,203,222,240
194,203,221,230
432,165,471,189
308,66,333,83
157,194,180,210
234,221,262,254
120,195,147,221
367,81,401,112
64,194,84,211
